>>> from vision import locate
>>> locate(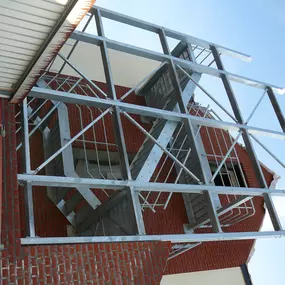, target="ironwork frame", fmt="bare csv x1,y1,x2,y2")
17,5,285,245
